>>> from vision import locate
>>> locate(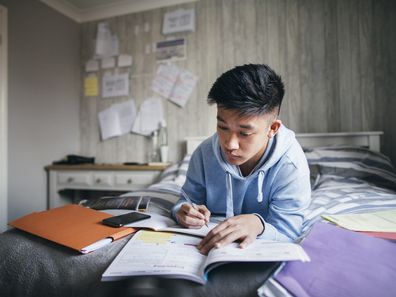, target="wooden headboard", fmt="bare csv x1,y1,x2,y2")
185,131,383,155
